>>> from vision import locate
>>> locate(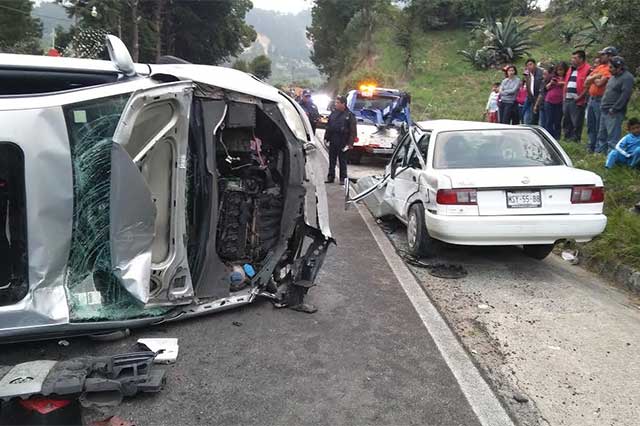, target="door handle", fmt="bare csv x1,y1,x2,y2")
412,176,417,182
